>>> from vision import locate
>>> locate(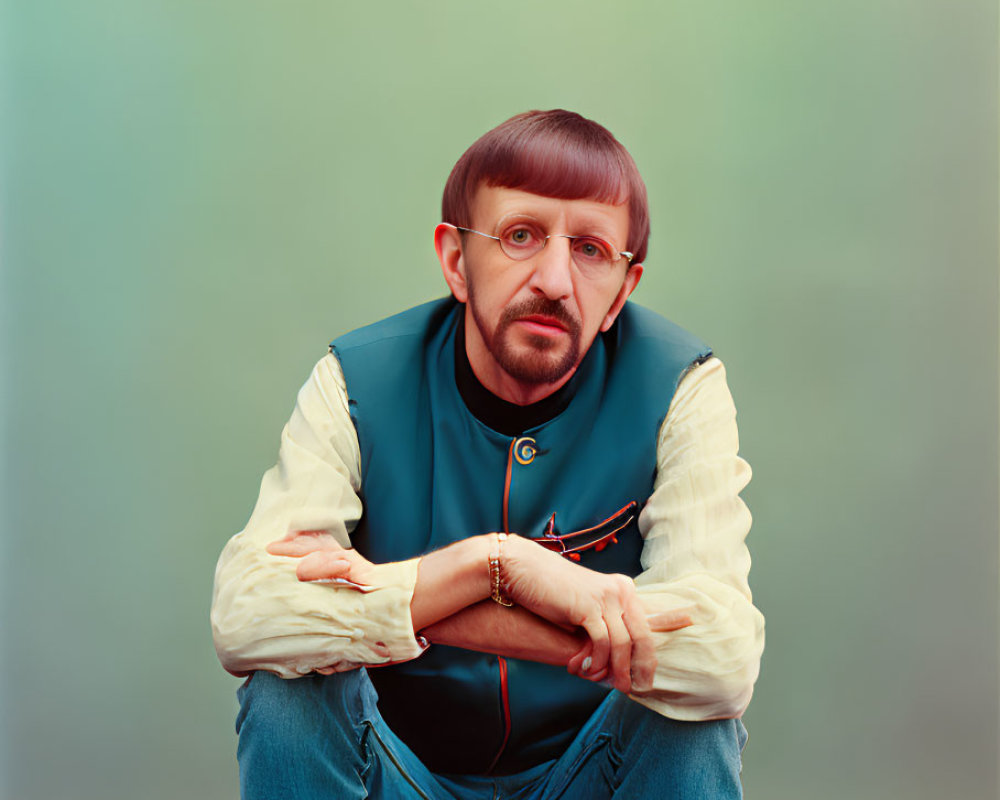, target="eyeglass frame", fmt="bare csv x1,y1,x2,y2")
446,223,634,270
